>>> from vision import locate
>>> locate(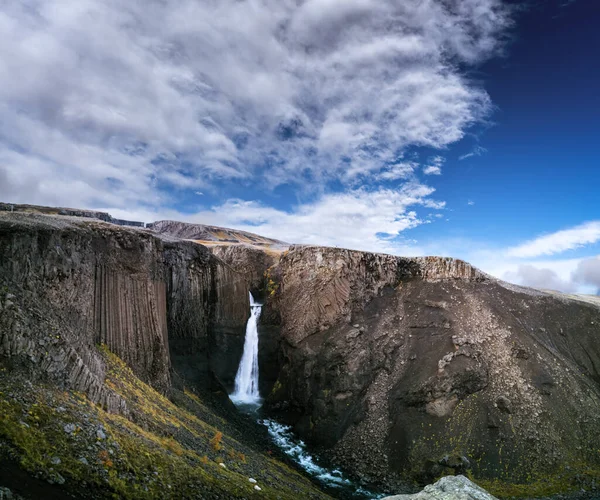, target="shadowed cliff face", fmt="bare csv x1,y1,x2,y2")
4,212,600,498
264,246,600,491
0,213,249,411
207,244,285,396
147,221,290,395
0,212,336,500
